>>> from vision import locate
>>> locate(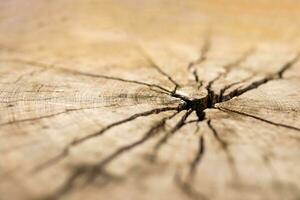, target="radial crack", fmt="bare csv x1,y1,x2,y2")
206,49,254,107
41,111,179,200
137,46,181,88
34,106,181,172
0,58,174,94
218,74,256,102
218,107,300,132
222,48,254,74
1,58,195,104
154,109,193,151
175,172,208,200
58,69,174,94
174,130,207,200
207,119,227,148
189,135,205,180
207,119,239,180
0,106,105,127
220,53,300,102
187,36,211,84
